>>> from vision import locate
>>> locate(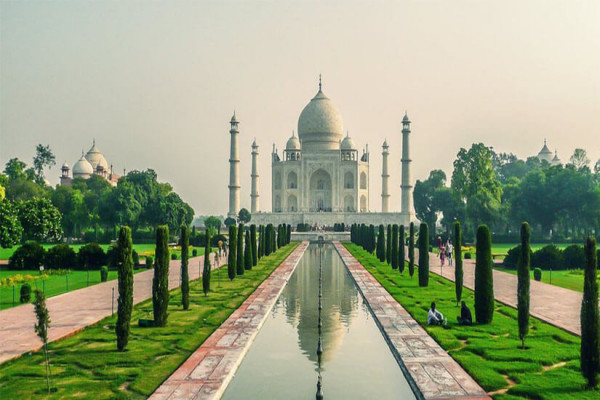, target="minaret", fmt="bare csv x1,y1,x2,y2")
228,112,240,218
251,139,260,213
381,140,390,212
401,112,414,218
